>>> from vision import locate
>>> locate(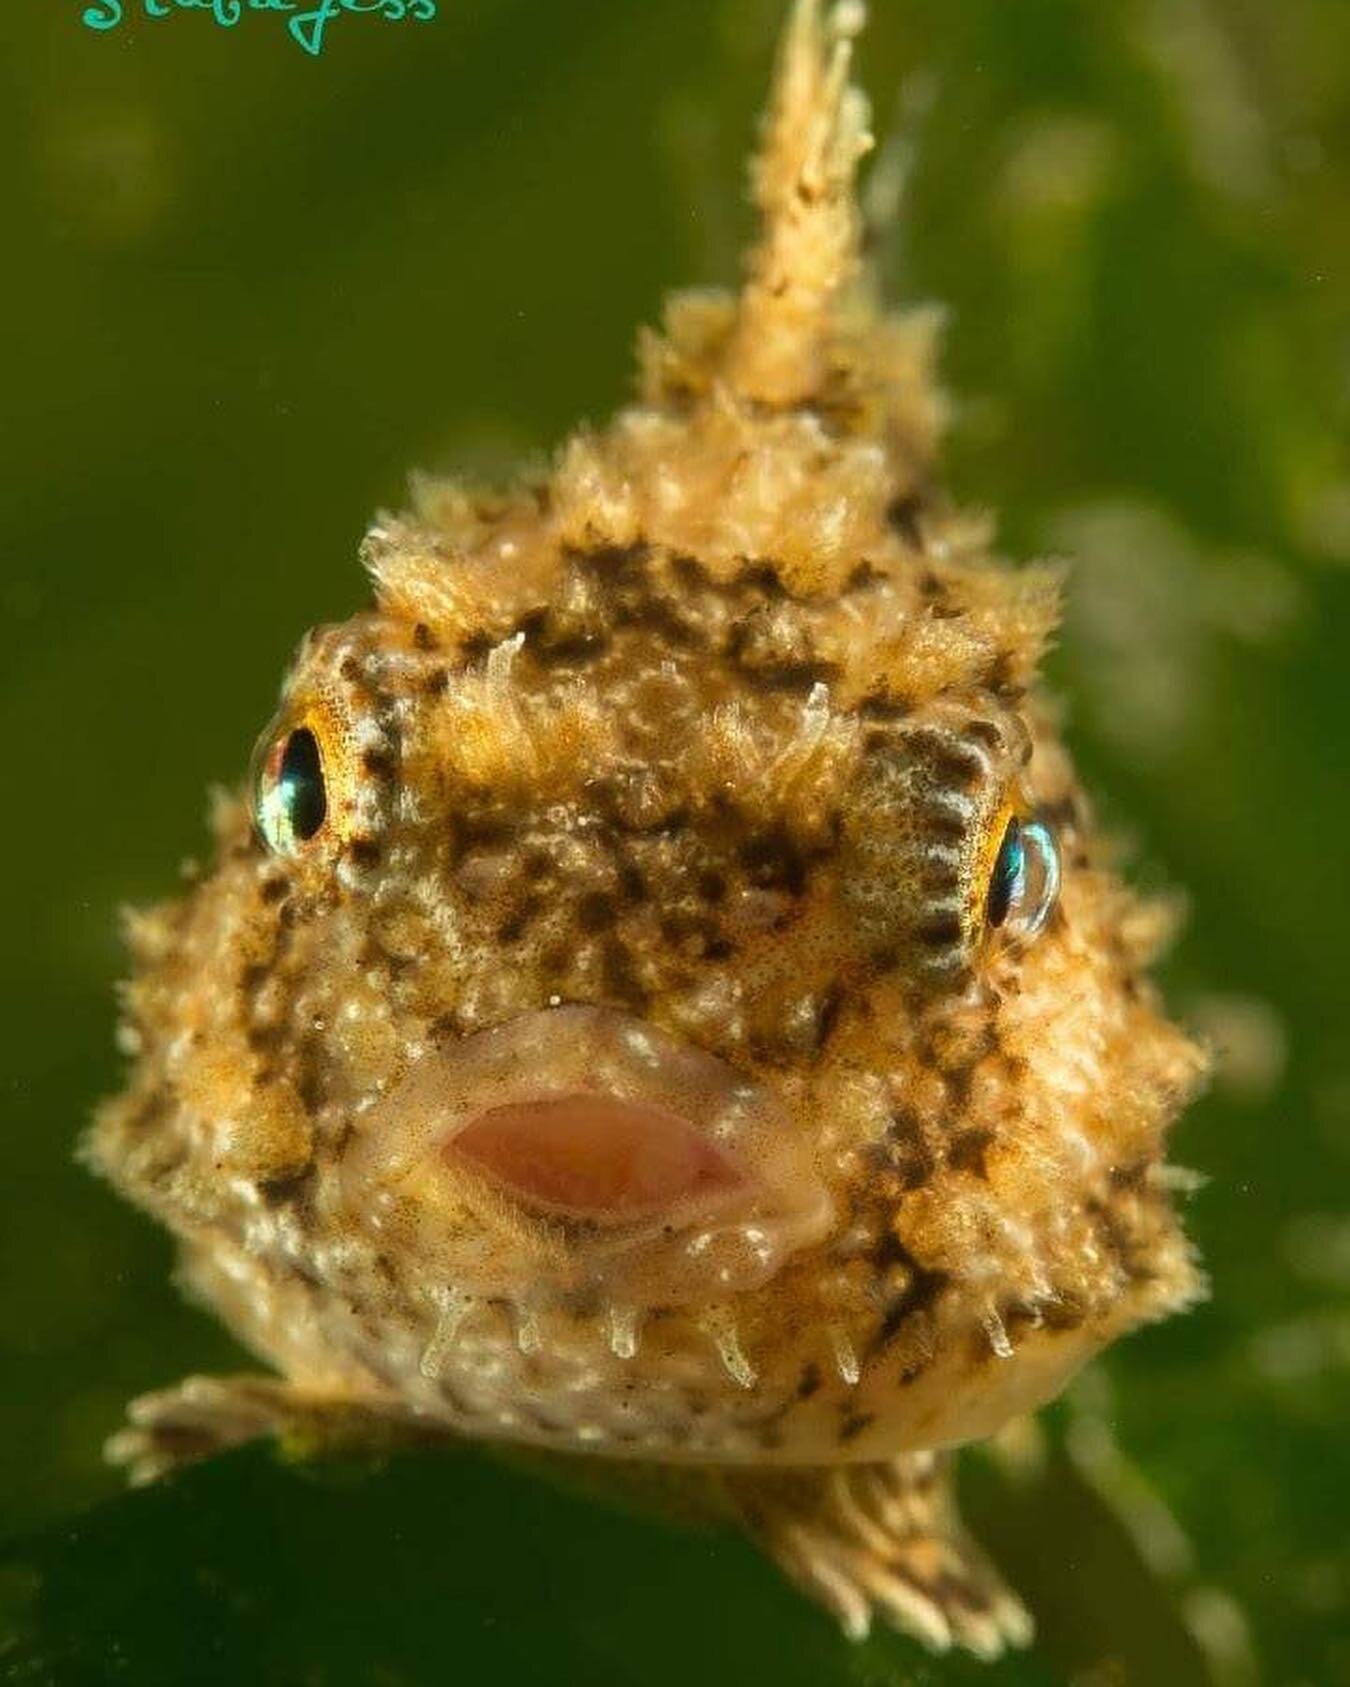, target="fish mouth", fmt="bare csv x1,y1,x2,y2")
342,1005,834,1306
450,1089,746,1225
